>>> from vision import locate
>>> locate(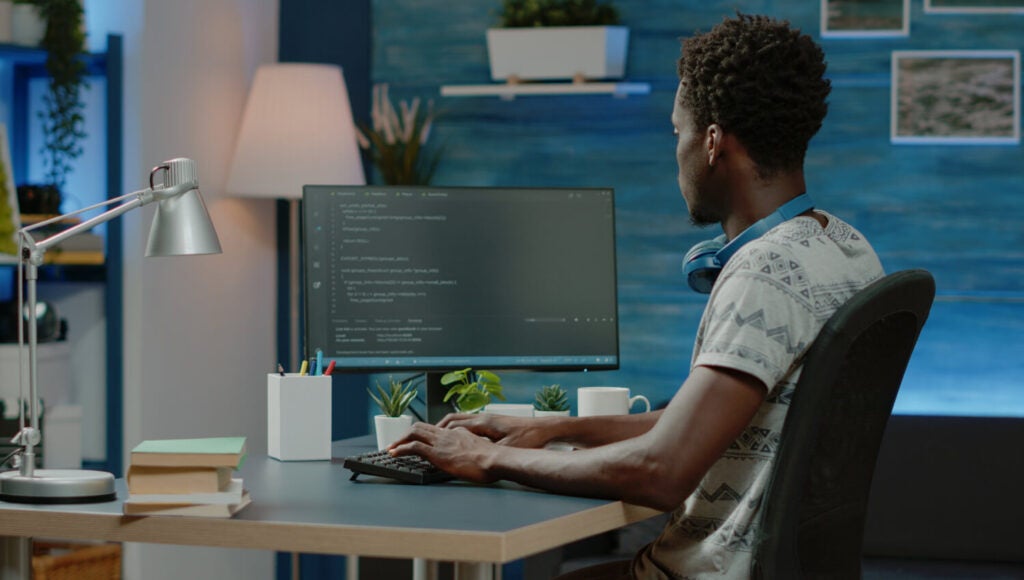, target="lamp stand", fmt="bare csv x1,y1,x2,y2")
289,199,301,371
0,259,116,504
